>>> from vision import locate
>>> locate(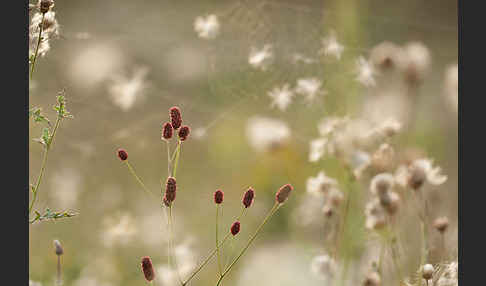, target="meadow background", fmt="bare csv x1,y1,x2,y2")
29,0,458,285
